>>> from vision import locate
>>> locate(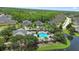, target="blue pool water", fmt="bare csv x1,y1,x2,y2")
38,32,48,38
